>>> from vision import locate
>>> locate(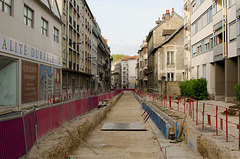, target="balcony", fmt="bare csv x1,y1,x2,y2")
213,43,224,62
184,36,190,45
184,58,189,69
213,10,223,29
